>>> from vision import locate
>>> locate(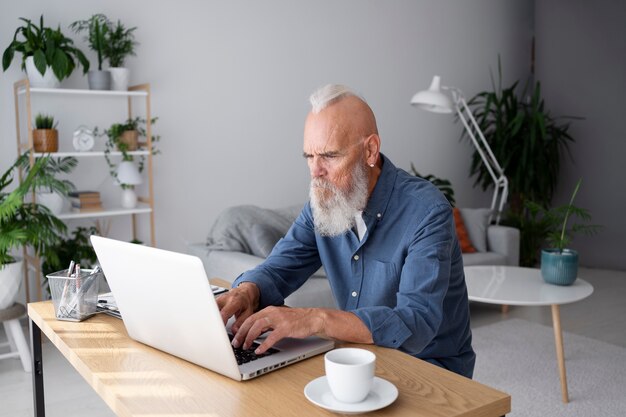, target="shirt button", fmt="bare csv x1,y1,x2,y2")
377,213,382,218
351,291,358,297
353,255,359,260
